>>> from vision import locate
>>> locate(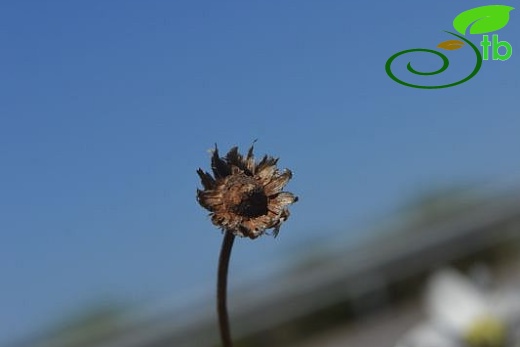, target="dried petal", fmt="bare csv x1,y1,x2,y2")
272,192,298,206
256,155,279,176
245,145,256,173
264,169,293,195
197,169,216,190
211,145,231,178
